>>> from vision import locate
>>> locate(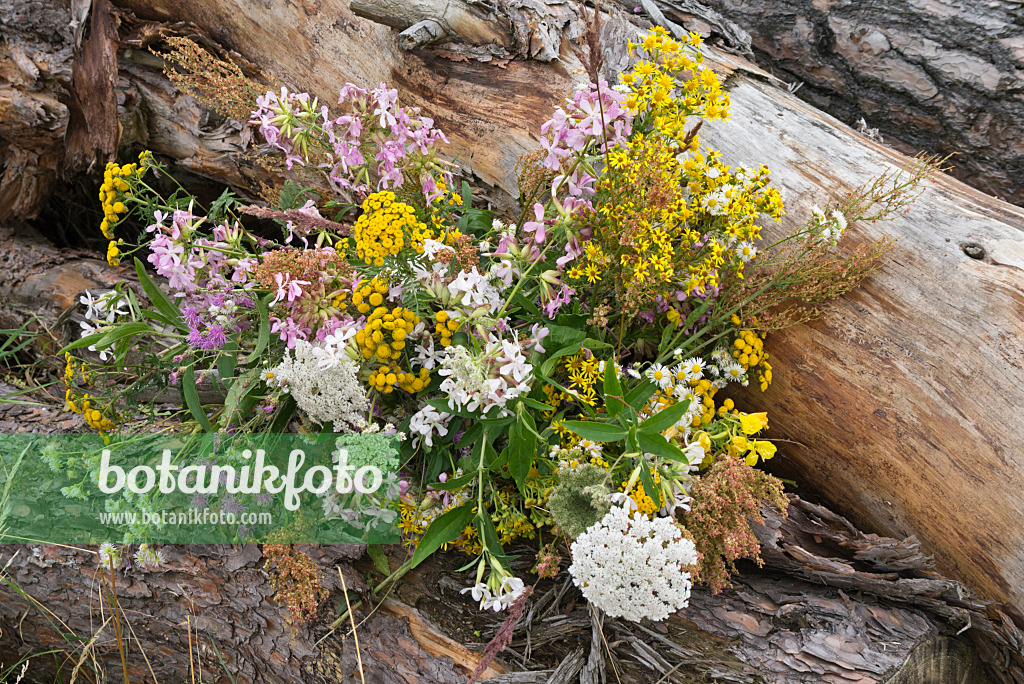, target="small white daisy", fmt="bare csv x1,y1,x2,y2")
736,242,757,262
645,363,673,389
681,357,705,381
